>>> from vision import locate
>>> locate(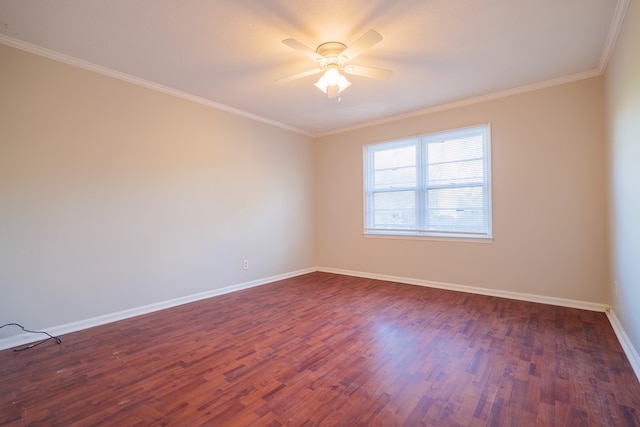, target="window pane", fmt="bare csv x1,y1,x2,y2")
427,187,485,232
373,145,416,190
374,166,416,189
374,145,415,169
428,159,483,185
373,191,416,228
428,209,486,233
428,187,484,209
427,134,483,164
